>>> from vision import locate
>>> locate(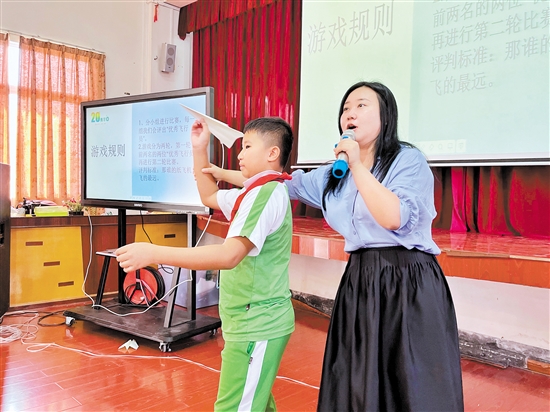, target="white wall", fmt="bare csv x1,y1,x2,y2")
150,4,193,93
289,254,346,300
1,0,192,97
447,277,550,351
